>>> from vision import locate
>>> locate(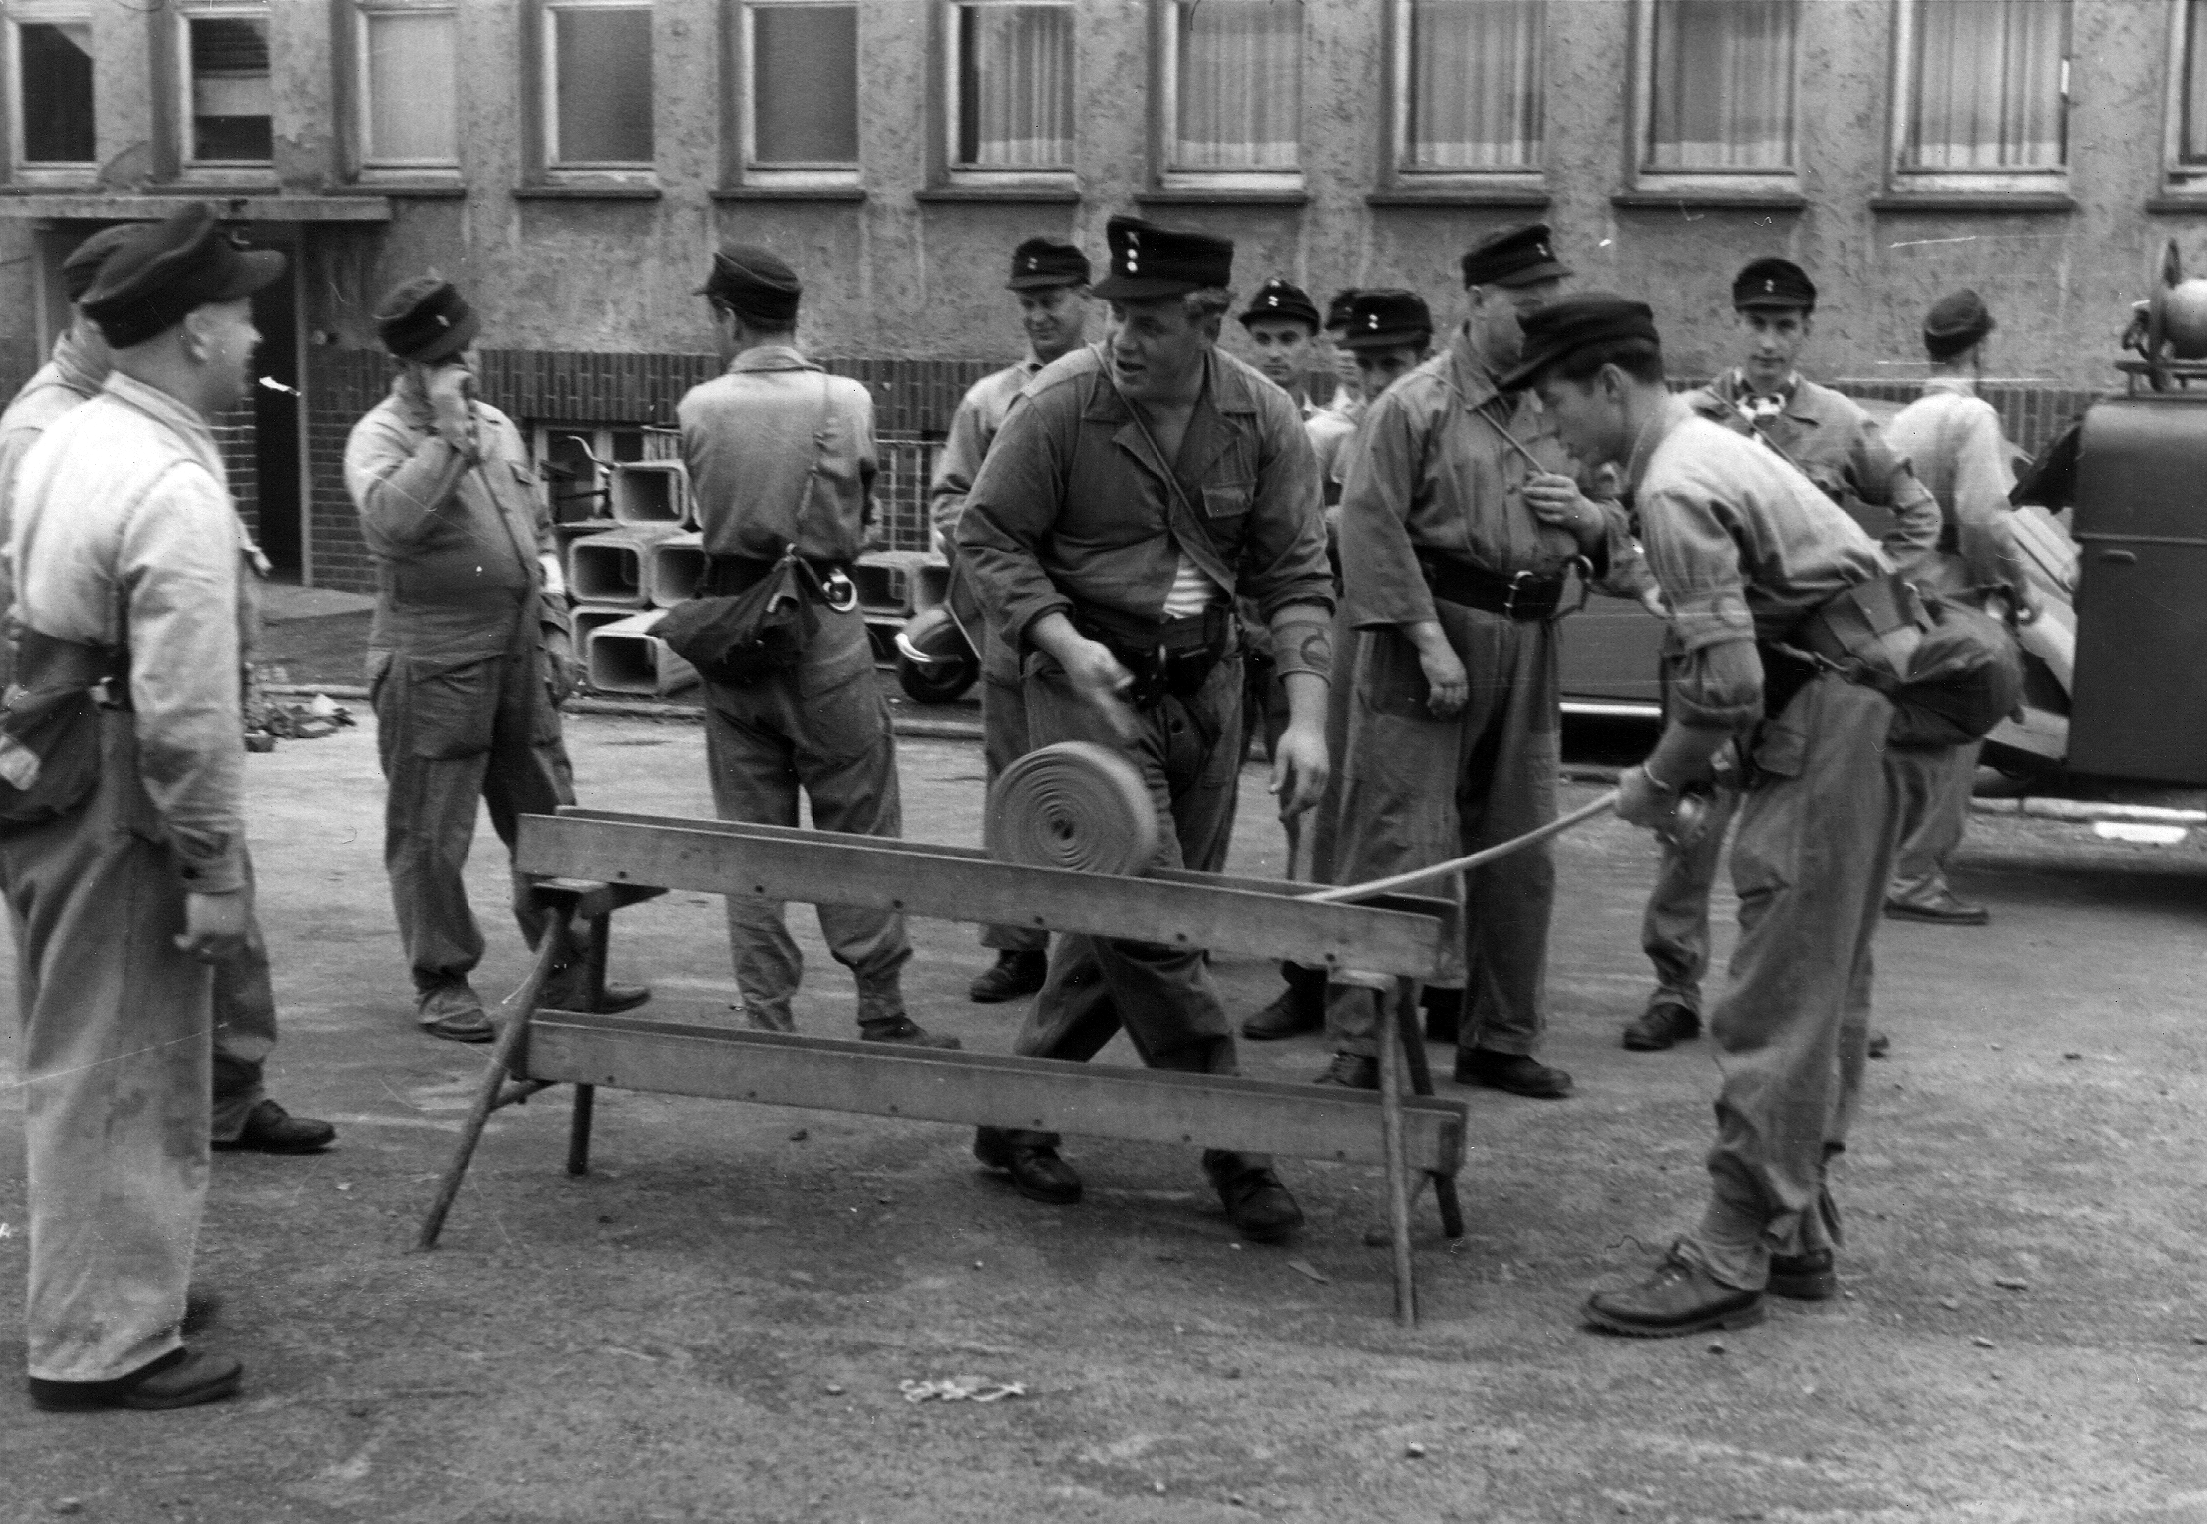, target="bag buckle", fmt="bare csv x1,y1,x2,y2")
1502,570,1532,618
819,569,858,614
